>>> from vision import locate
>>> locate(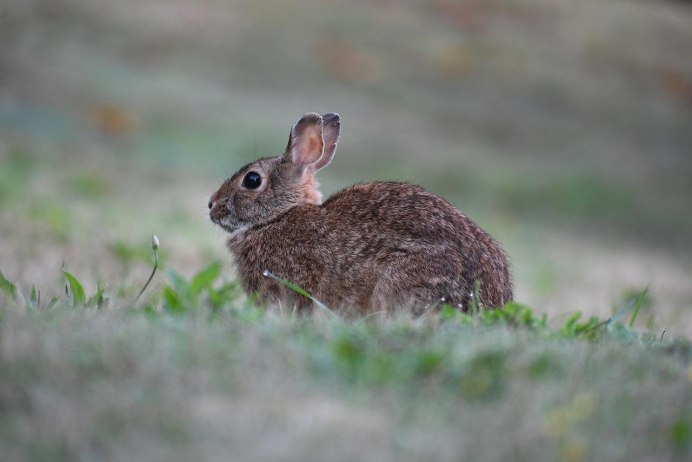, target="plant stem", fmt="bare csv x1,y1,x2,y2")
132,236,160,306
